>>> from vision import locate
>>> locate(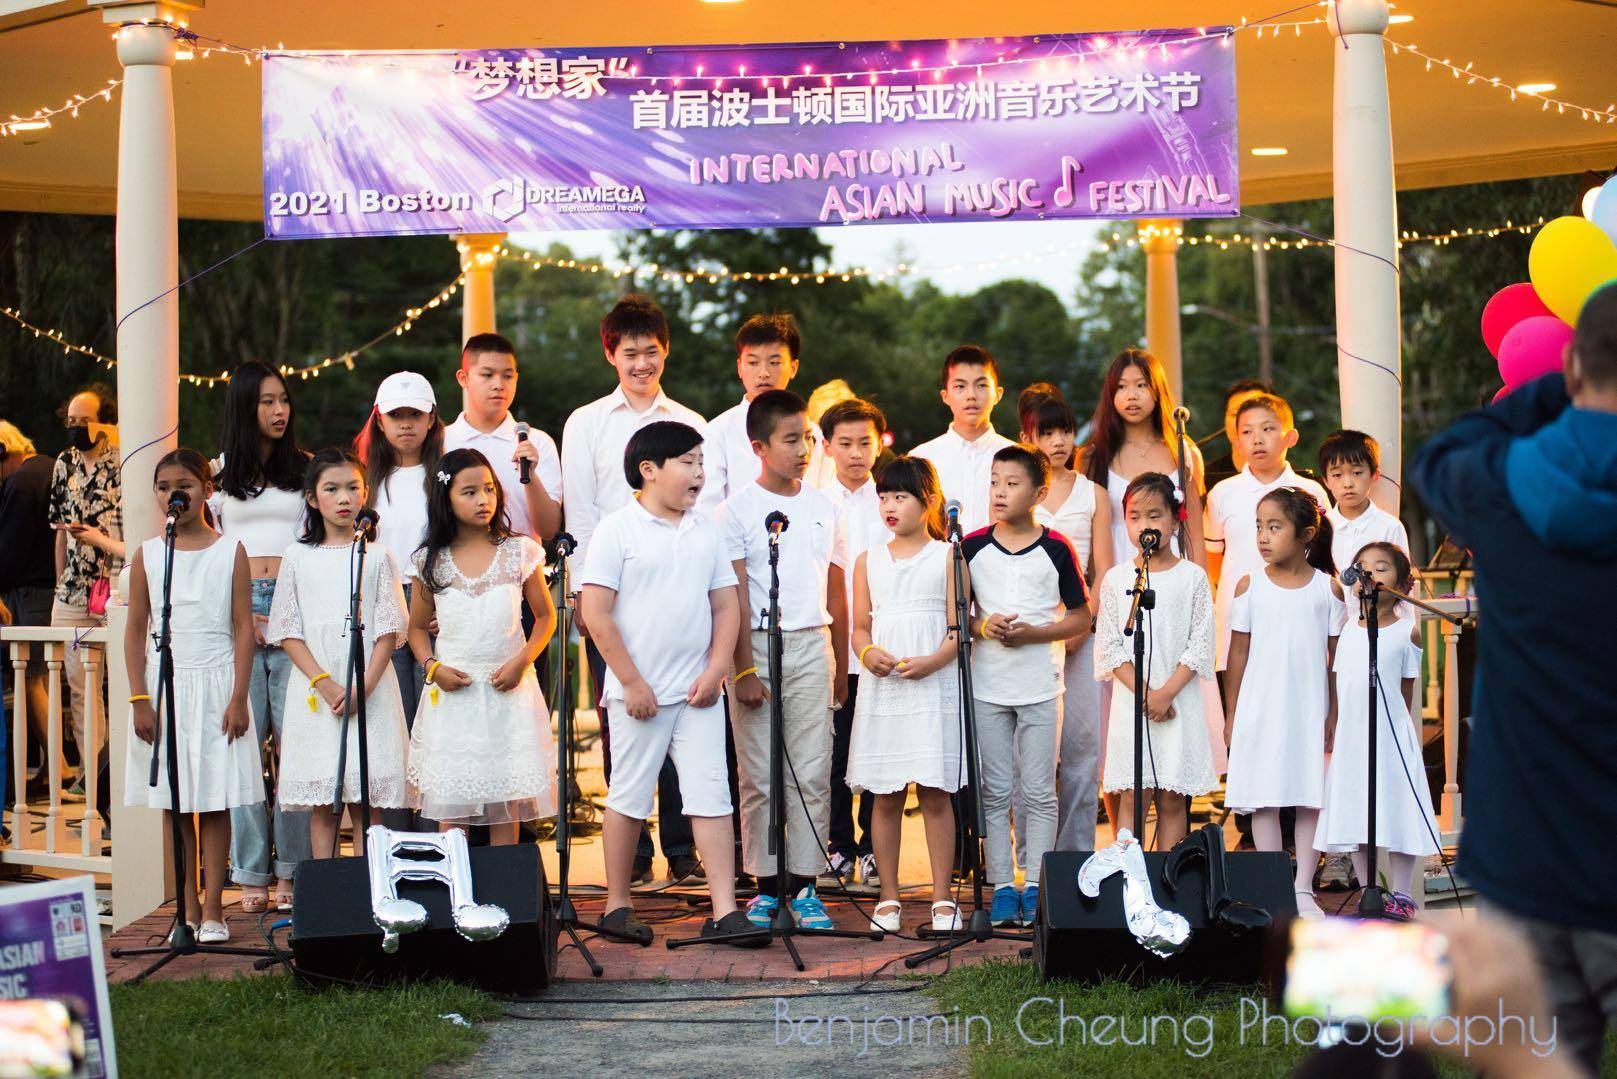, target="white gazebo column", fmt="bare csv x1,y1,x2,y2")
1331,0,1402,511
455,233,505,345
1139,220,1184,400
